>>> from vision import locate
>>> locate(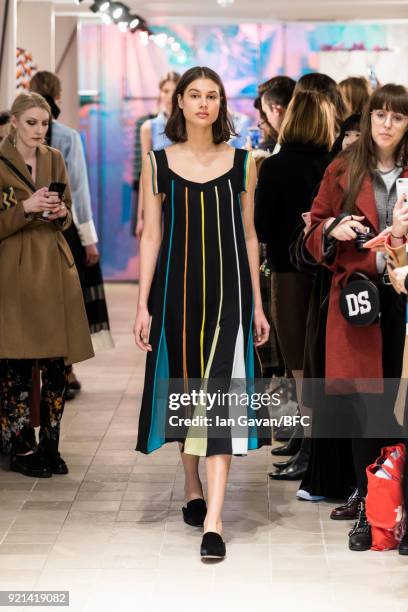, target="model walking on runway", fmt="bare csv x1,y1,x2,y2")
134,66,270,559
